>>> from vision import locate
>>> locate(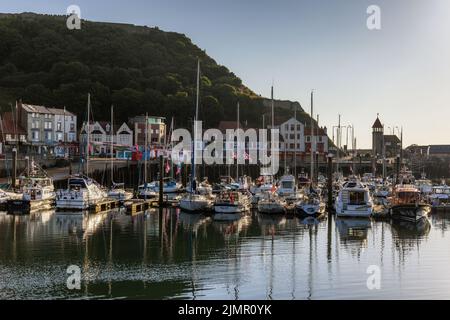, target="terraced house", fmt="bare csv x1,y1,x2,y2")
17,102,78,155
